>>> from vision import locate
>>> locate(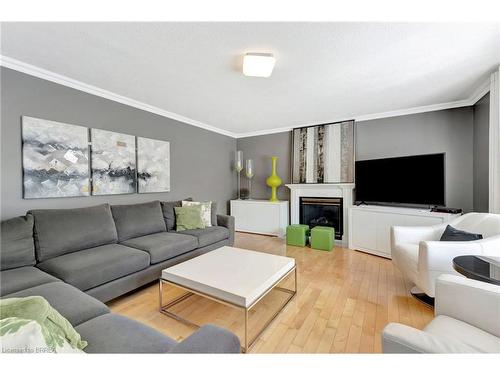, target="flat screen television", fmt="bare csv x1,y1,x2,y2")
355,153,445,207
